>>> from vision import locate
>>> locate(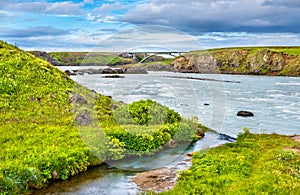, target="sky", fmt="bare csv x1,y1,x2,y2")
1,0,300,51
